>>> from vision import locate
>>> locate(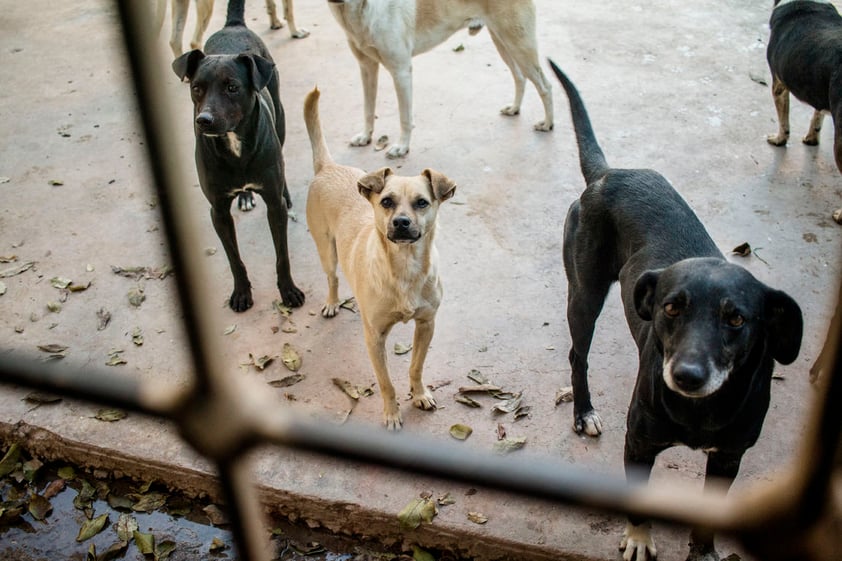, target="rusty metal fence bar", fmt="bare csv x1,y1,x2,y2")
0,1,840,560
